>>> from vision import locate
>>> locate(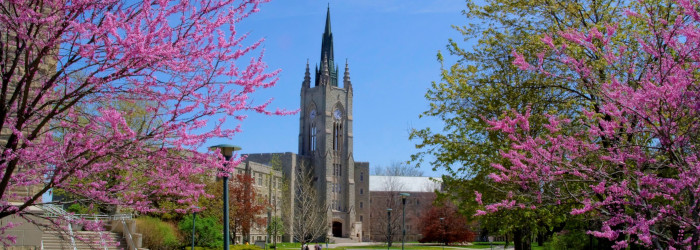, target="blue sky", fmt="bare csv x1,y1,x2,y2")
210,0,467,177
